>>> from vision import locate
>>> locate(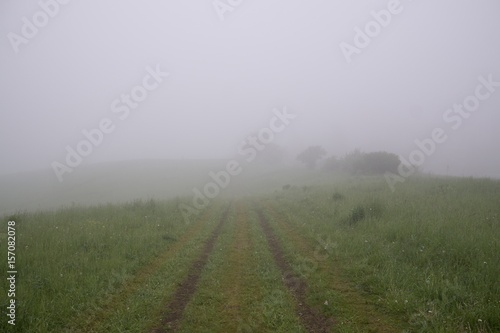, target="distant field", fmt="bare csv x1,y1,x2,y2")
0,160,226,216
0,172,499,332
0,159,322,217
